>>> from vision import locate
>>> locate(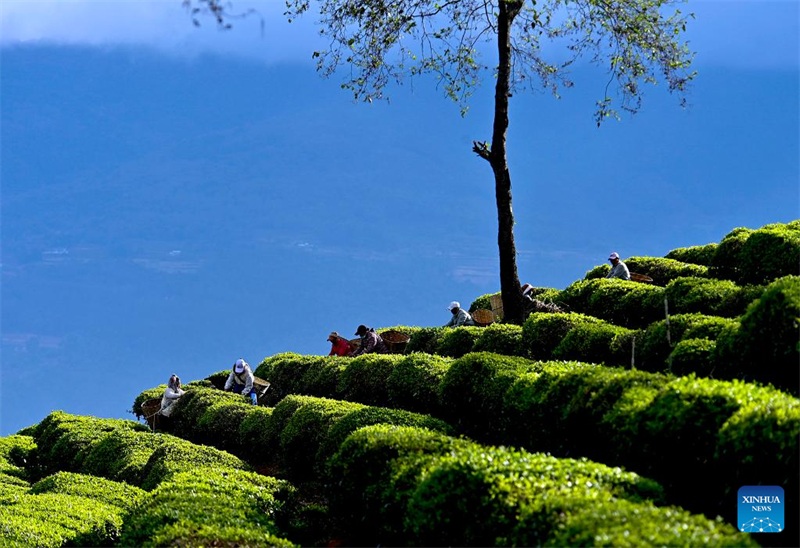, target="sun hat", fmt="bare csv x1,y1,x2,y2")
521,283,534,297
328,331,339,341
609,252,620,260
448,301,460,310
234,358,245,373
355,325,368,336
